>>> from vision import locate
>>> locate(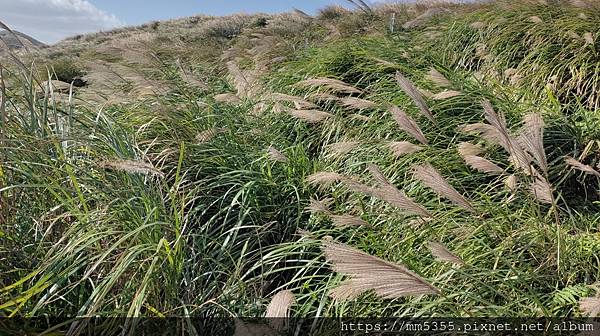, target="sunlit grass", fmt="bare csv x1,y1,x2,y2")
1,1,600,334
